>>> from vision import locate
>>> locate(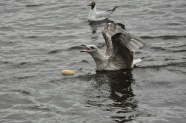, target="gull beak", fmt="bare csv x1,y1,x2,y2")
80,44,88,52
